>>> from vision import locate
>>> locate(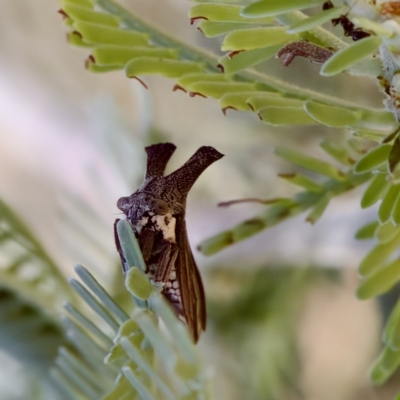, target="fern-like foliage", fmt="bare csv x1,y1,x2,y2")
200,135,400,393
58,0,395,134
0,198,75,369
52,219,208,400
54,0,400,397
